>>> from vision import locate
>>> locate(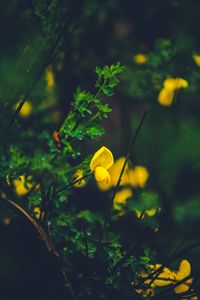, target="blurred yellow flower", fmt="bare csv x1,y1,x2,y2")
13,175,33,196
134,259,197,299
133,54,148,64
135,286,154,298
158,88,174,106
15,101,33,118
129,166,149,188
97,158,149,192
150,264,177,287
34,207,41,219
174,259,193,294
90,146,114,183
3,217,11,225
109,157,130,186
73,169,86,188
193,54,200,67
135,207,157,219
113,188,133,211
174,78,188,89
45,67,55,89
158,77,188,106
